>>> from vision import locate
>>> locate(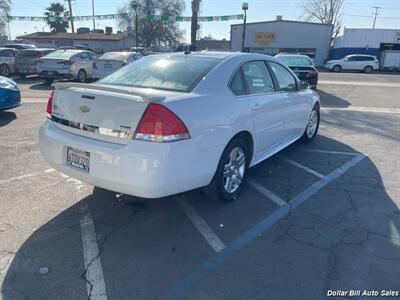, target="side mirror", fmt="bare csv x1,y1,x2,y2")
299,80,310,90
344,58,349,62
